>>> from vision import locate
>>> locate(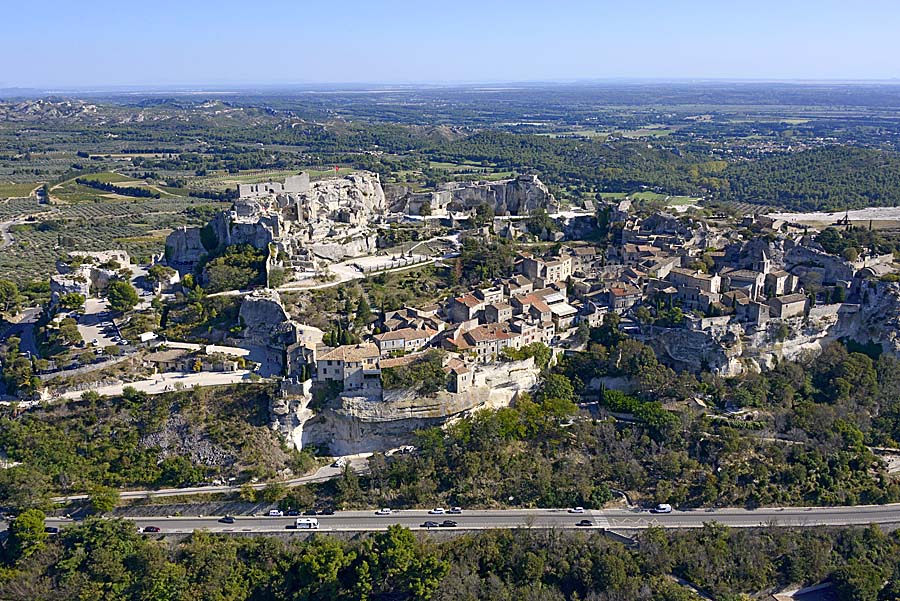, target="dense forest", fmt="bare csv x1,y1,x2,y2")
2,518,900,601
720,147,900,211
